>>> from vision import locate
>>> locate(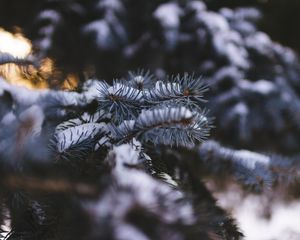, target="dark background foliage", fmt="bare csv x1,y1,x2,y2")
1,0,300,54
206,0,300,54
1,0,300,79
1,0,300,239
